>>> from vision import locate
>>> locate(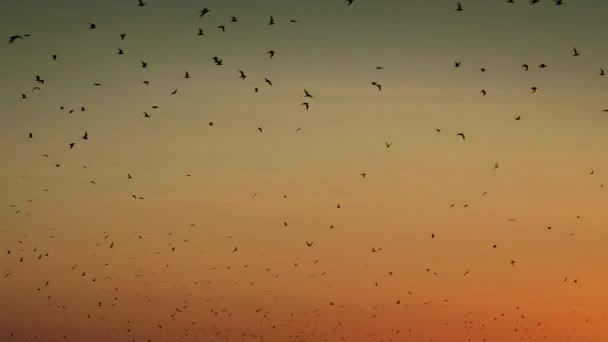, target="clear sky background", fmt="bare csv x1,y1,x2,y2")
1,0,608,341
